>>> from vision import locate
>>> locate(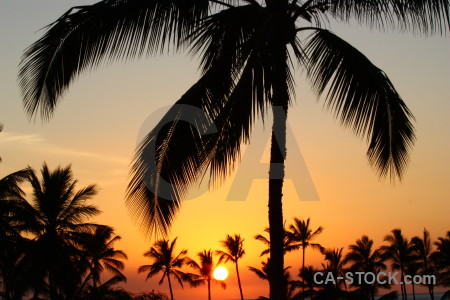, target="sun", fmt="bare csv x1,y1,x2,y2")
212,266,228,281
